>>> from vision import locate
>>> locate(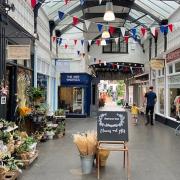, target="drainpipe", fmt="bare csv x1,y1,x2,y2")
149,38,152,86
